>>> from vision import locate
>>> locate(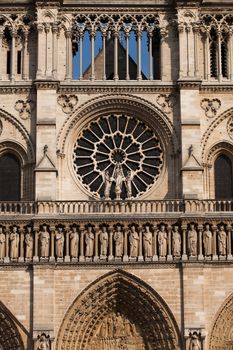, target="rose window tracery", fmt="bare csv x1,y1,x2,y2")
73,114,163,199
